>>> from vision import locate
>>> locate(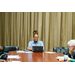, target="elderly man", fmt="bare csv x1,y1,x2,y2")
67,40,75,59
